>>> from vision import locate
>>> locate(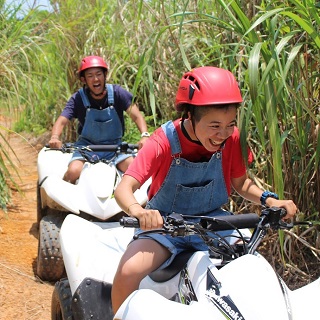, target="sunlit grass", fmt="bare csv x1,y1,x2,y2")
0,0,318,279
1,0,318,210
